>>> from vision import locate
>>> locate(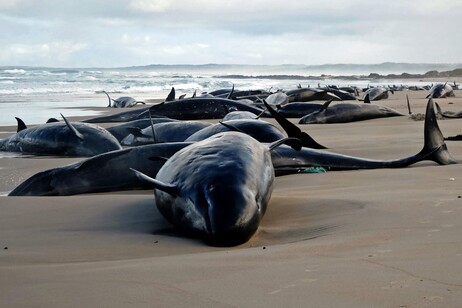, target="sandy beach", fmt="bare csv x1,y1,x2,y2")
1,89,462,307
